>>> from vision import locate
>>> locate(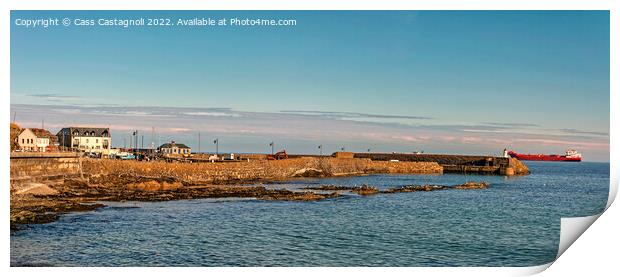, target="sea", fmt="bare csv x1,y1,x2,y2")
10,161,609,267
